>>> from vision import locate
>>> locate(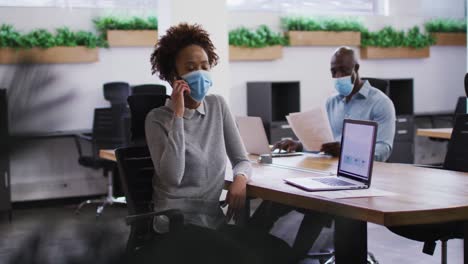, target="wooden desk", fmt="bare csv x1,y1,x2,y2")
416,128,453,140
100,150,468,263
